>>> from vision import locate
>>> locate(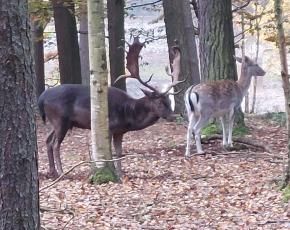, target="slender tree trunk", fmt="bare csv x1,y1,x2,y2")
88,0,117,183
250,3,260,114
242,12,250,113
107,0,126,90
79,3,90,85
0,0,39,229
32,19,45,99
163,0,200,115
274,0,290,186
52,0,82,84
